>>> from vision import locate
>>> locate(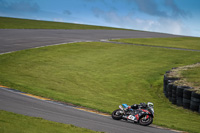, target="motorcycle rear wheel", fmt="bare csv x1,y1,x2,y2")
112,109,123,120
139,115,153,126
